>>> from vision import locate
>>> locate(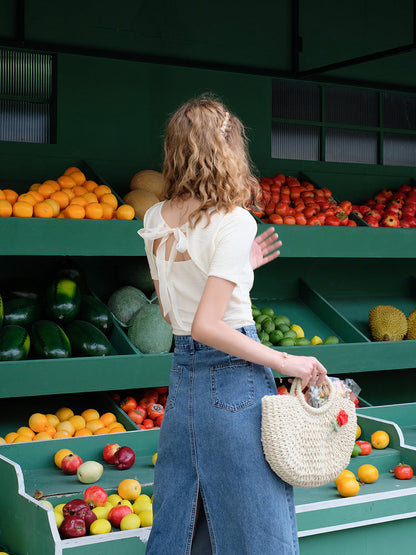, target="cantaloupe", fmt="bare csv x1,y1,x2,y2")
128,303,172,354
107,286,149,327
130,170,165,200
117,259,154,297
123,189,159,220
